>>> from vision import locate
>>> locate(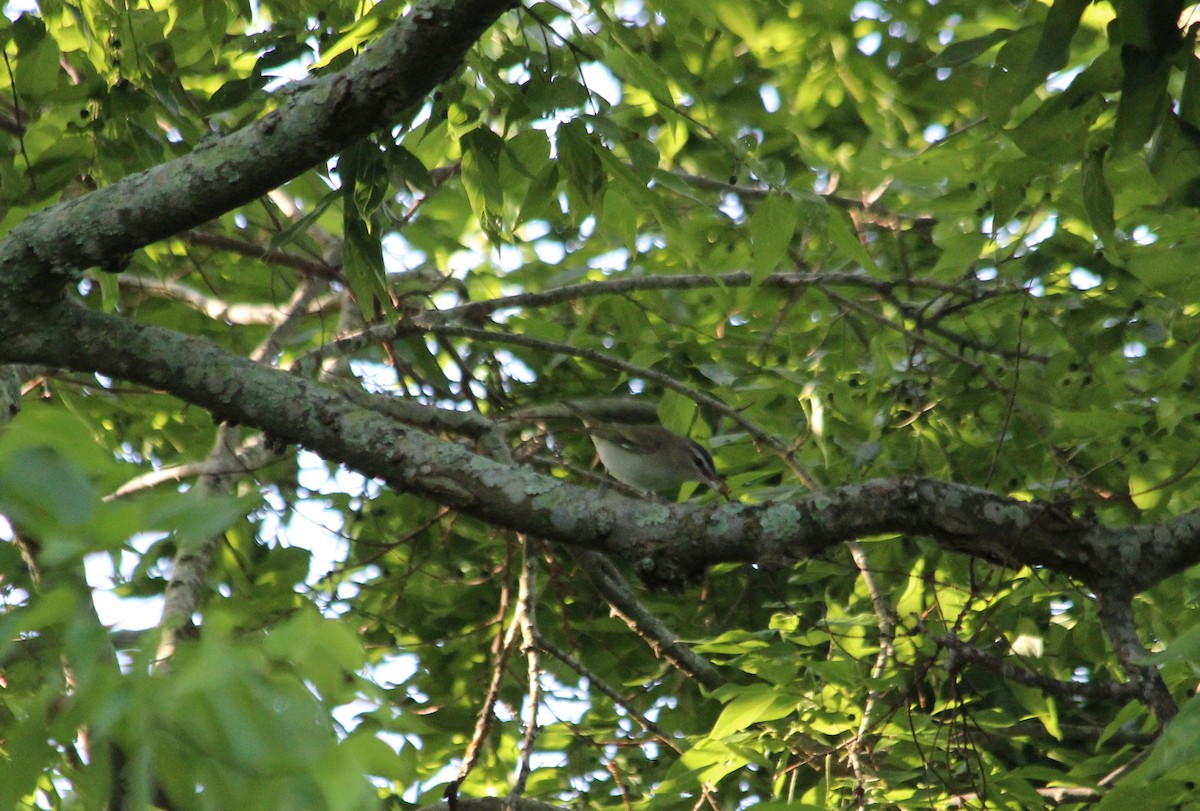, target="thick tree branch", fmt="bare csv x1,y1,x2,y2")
0,0,517,290
5,303,1200,600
